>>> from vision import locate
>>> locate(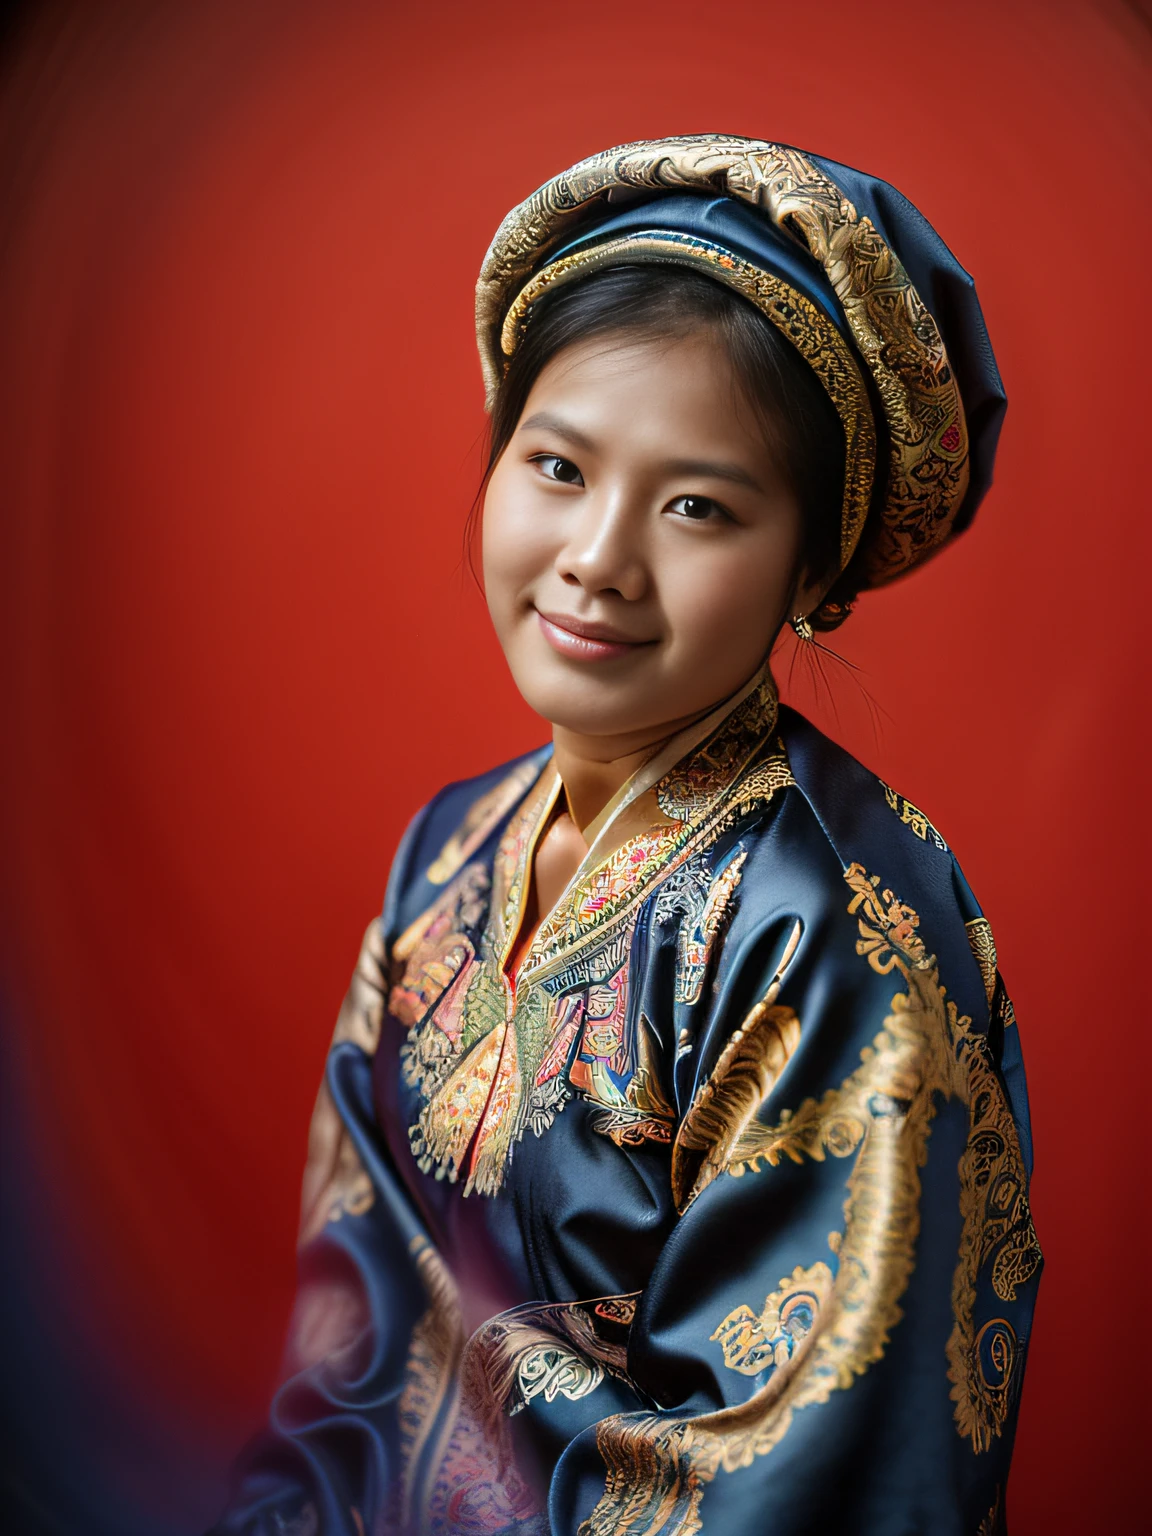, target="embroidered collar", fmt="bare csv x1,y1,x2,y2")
405,668,792,1195
520,668,778,981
